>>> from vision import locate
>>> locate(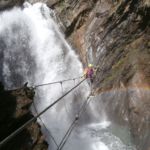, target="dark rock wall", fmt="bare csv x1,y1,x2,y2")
82,2,150,149
0,0,24,11
46,0,150,150
0,83,48,150
0,0,149,150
